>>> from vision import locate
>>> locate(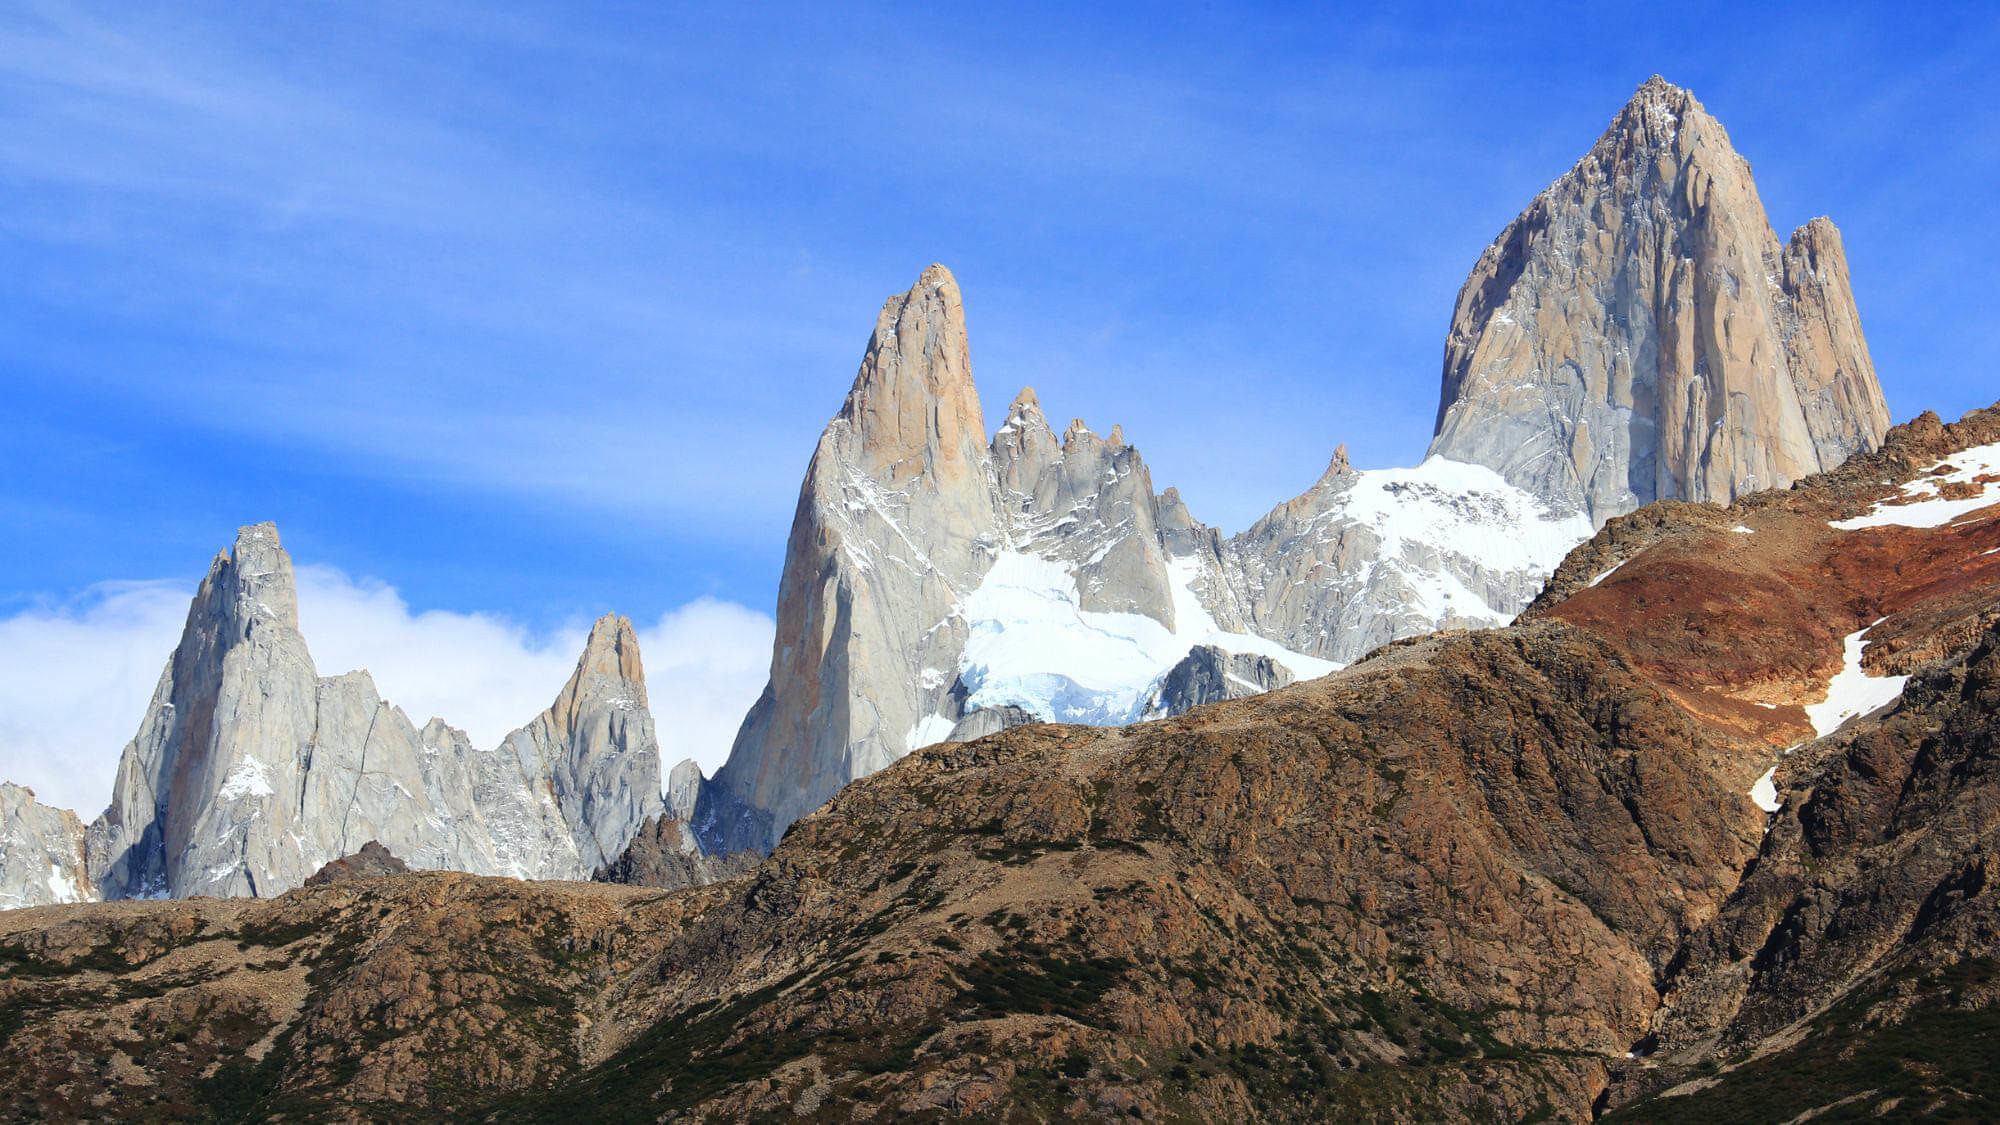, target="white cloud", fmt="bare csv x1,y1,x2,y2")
0,580,193,816
0,566,773,817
